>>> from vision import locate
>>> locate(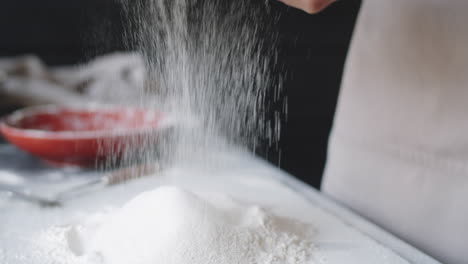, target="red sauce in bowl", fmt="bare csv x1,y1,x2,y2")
0,105,164,167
